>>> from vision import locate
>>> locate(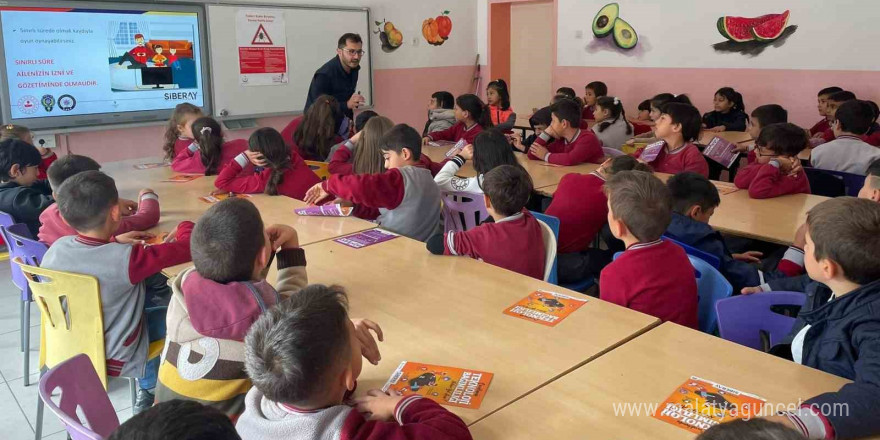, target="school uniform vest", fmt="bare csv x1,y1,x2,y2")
378,166,441,242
